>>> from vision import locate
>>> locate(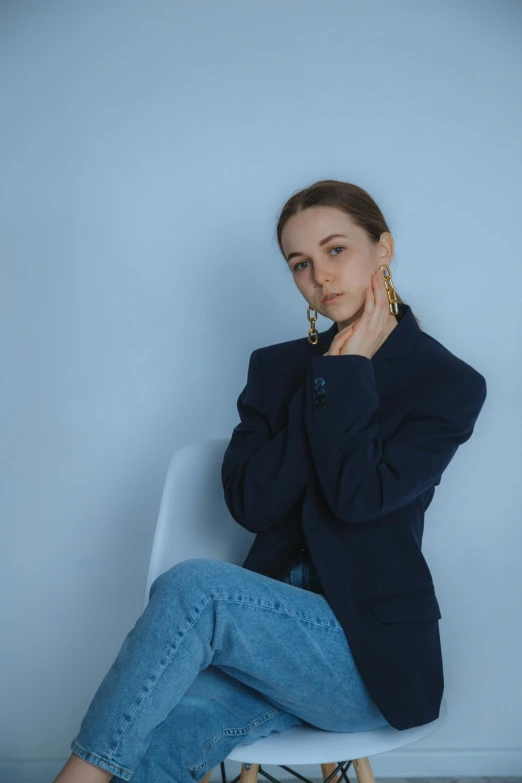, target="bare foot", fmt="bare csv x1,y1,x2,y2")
52,752,114,782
